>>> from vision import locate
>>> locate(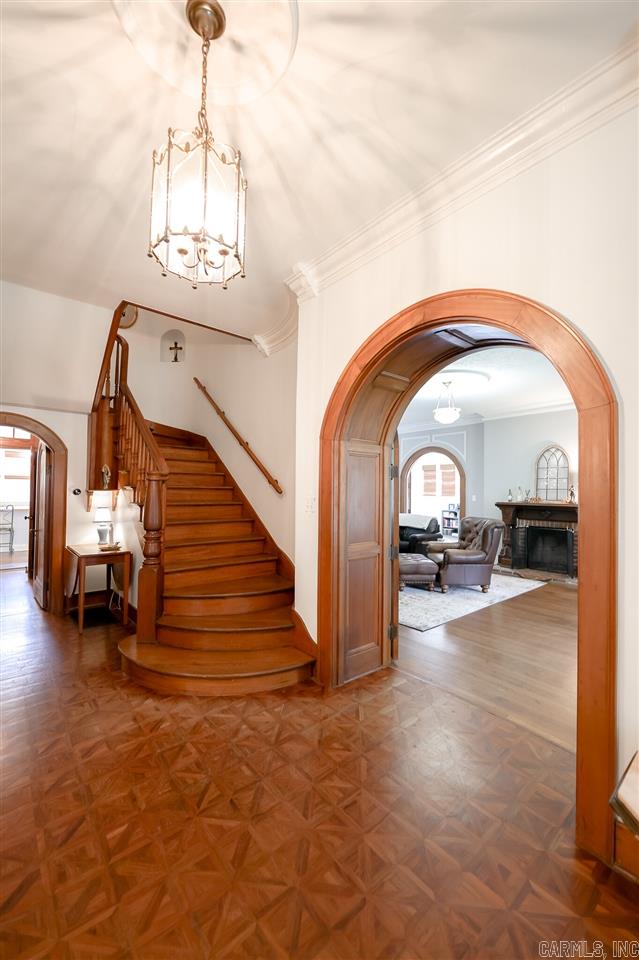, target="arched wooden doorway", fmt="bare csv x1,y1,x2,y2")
0,412,68,615
317,289,616,864
400,445,467,517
